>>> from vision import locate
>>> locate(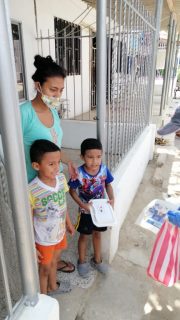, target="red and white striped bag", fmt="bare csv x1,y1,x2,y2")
147,220,180,287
